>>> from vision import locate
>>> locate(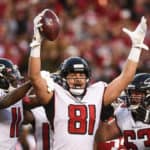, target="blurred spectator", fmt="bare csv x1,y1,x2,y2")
0,0,149,149
0,0,149,82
